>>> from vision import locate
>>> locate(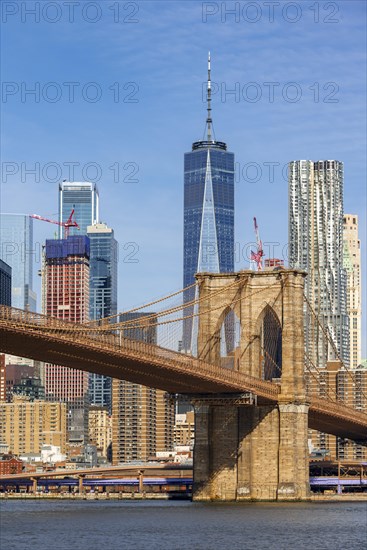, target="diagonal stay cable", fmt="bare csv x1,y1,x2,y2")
303,294,367,402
